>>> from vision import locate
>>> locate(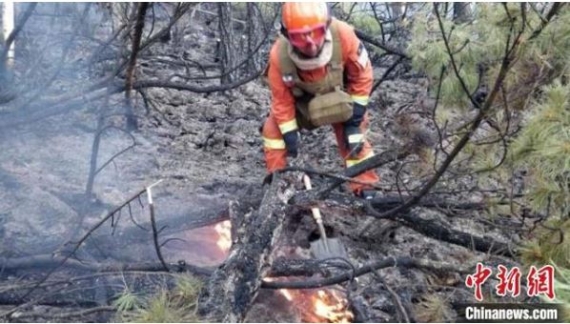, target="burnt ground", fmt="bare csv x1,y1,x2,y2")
0,11,526,323
0,73,496,322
